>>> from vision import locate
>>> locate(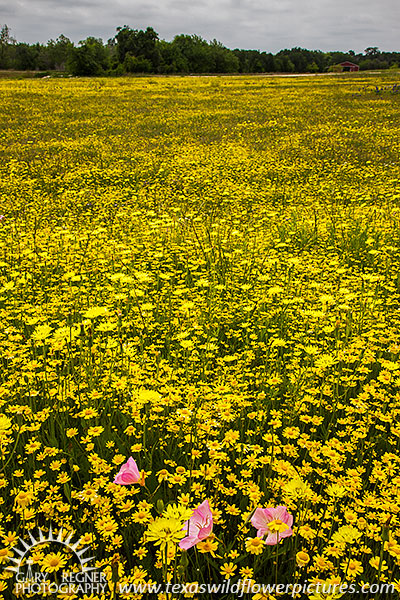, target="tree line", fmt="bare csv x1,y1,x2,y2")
0,24,398,75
